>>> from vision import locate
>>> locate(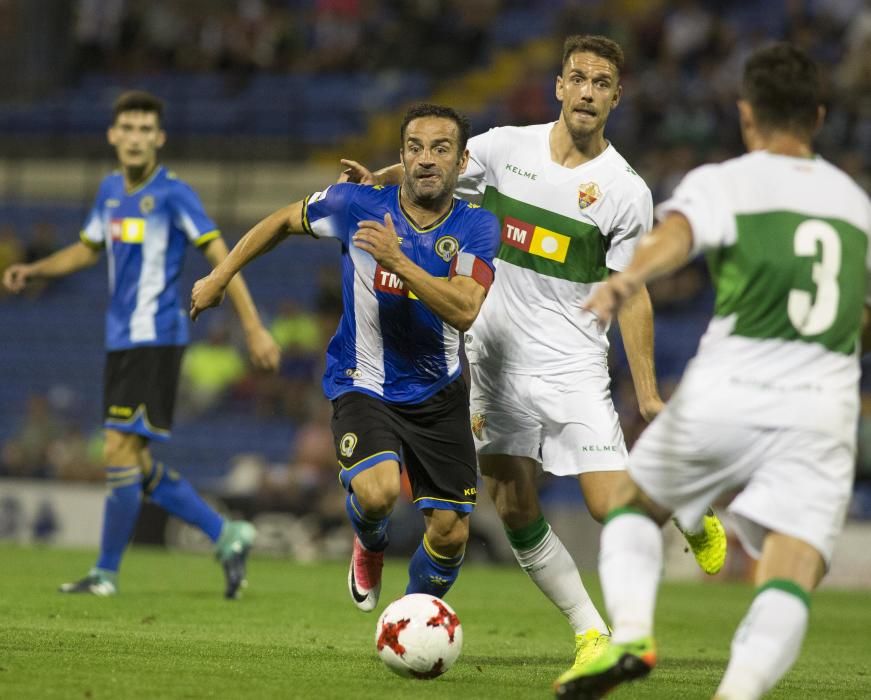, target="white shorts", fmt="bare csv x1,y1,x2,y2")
469,359,627,477
629,407,855,566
